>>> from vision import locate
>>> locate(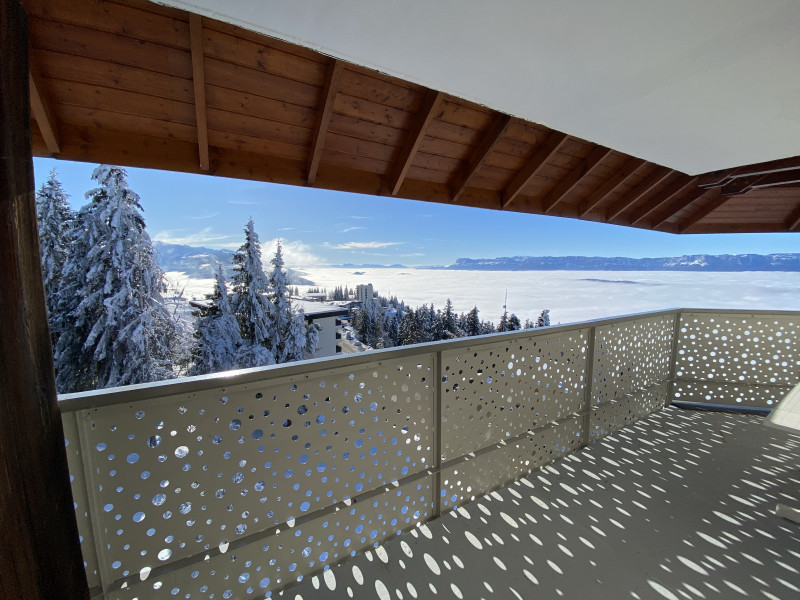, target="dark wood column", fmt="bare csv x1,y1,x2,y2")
0,1,89,597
